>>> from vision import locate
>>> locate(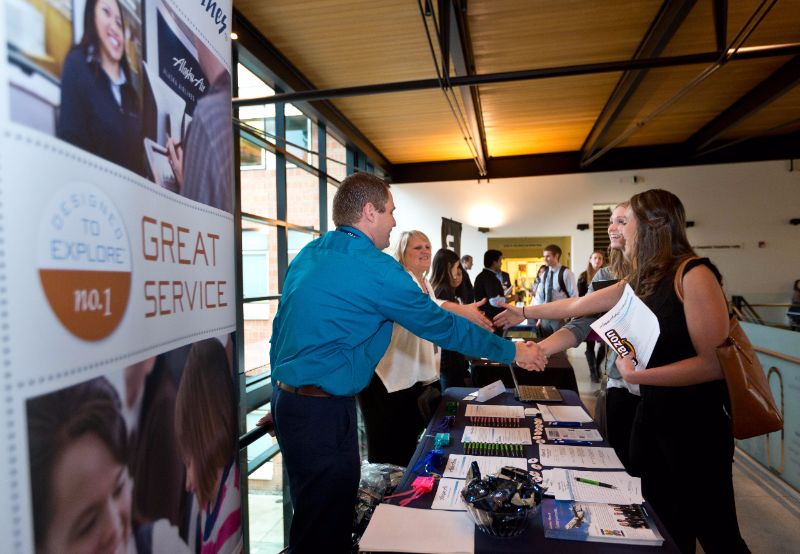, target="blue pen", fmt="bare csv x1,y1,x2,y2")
546,421,583,427
552,439,593,446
